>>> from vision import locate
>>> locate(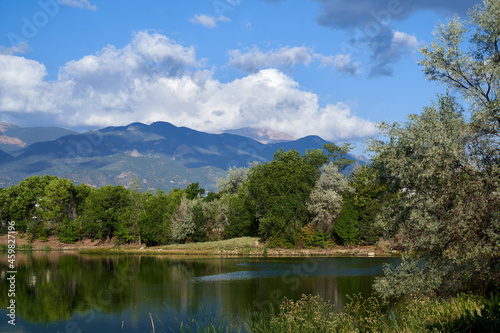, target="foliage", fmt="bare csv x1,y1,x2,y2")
267,294,337,333
249,293,500,333
39,178,76,227
224,191,258,239
201,194,229,241
57,218,81,244
184,182,205,200
372,93,500,297
323,142,354,172
334,198,360,246
138,190,172,246
307,162,351,233
216,162,258,195
170,195,194,243
0,175,56,232
299,223,333,248
247,149,328,245
349,165,385,245
80,185,132,242
191,200,207,242
370,0,500,298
